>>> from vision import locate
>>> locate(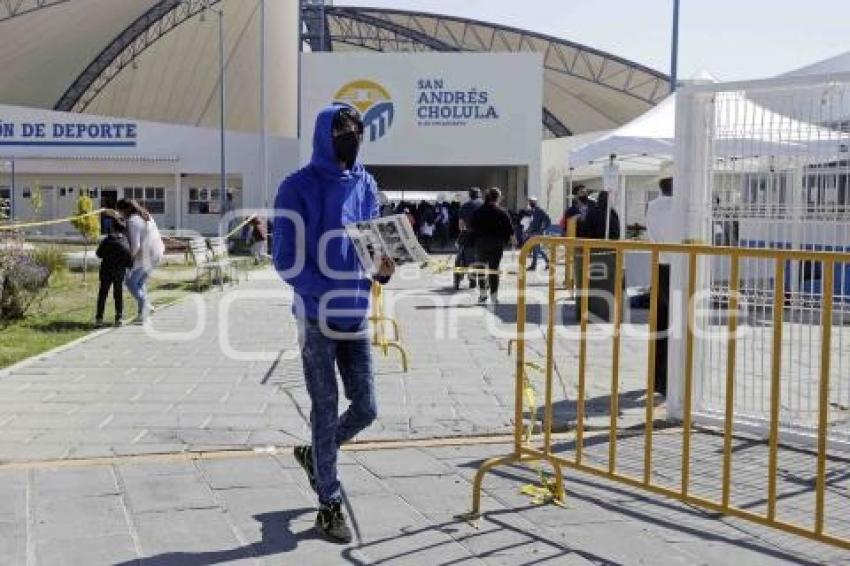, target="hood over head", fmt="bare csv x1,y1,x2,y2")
311,103,366,181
